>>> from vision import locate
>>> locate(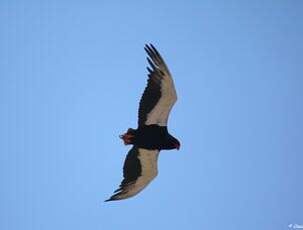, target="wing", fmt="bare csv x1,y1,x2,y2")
138,44,177,127
105,146,160,202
